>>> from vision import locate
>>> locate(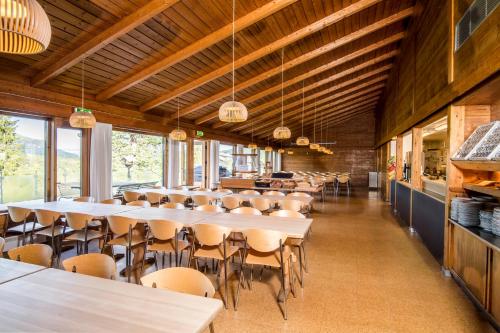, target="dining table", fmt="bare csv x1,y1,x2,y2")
0,268,223,332
137,188,229,200
7,201,142,218
0,258,47,284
